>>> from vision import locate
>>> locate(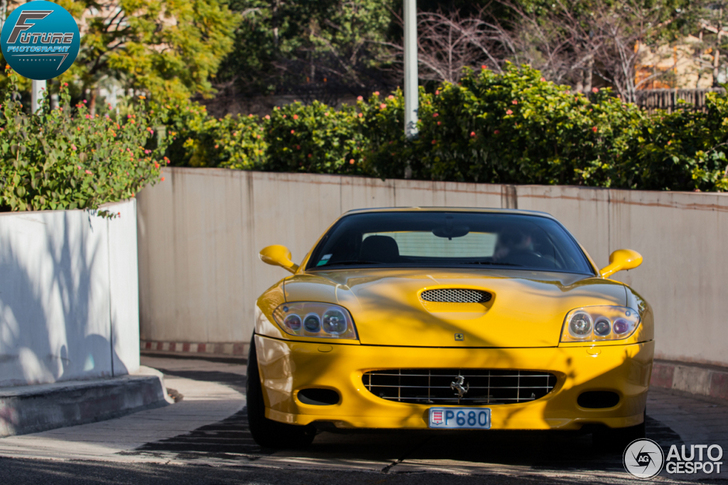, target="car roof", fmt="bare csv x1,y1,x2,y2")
342,207,556,219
